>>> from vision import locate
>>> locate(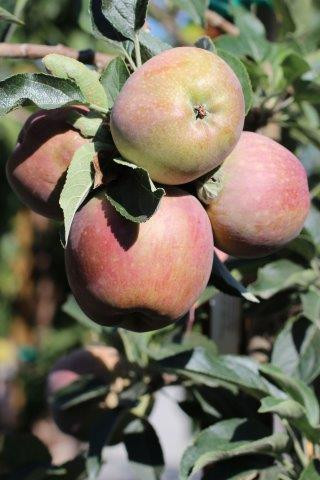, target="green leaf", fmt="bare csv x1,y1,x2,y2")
54,378,108,410
294,80,320,106
272,316,320,384
158,347,283,398
215,33,270,62
195,36,216,53
268,45,310,90
259,395,320,442
299,460,320,480
105,158,165,223
123,416,164,480
170,0,208,25
0,0,15,41
43,54,108,110
66,110,104,138
147,327,217,362
259,364,320,427
282,52,310,84
0,73,86,116
249,260,316,299
90,0,150,41
284,235,316,262
305,204,320,246
232,5,266,37
195,285,216,307
62,295,104,333
192,388,221,419
217,48,252,114
100,56,129,107
139,31,171,61
301,287,320,325
0,6,24,25
118,329,154,364
180,418,289,480
180,332,218,357
211,254,259,303
259,396,305,419
59,143,95,245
